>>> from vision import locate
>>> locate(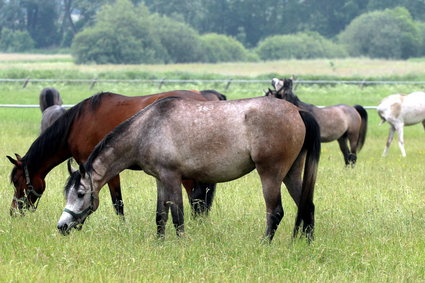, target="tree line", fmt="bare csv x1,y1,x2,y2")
0,0,424,63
